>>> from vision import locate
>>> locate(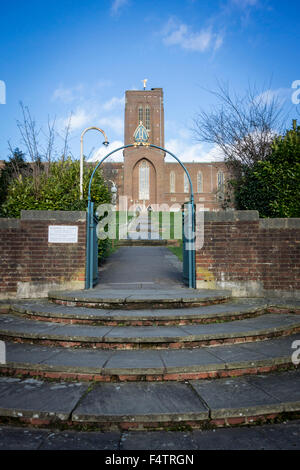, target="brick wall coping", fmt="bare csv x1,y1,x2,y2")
0,211,87,228
20,210,86,222
259,218,300,229
203,210,259,222
0,219,20,229
202,211,300,227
